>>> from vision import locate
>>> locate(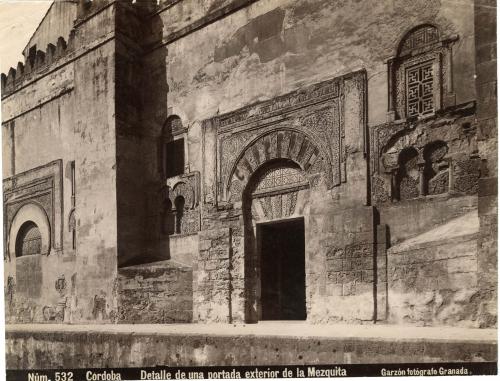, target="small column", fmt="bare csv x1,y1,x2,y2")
446,158,454,193
418,164,426,196
390,168,399,201
386,59,396,122
443,41,457,108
